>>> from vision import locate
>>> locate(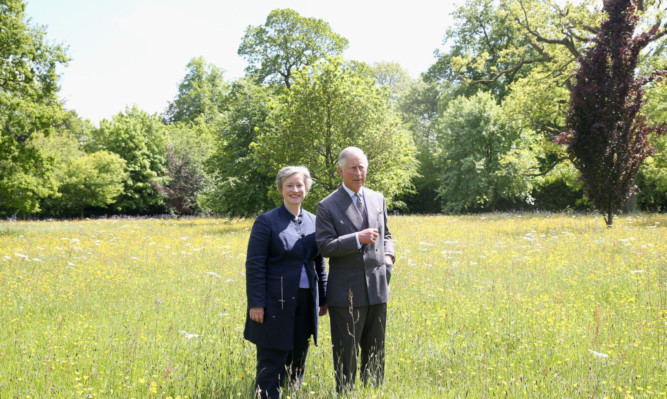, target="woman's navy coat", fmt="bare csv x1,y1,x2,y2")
244,204,327,350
